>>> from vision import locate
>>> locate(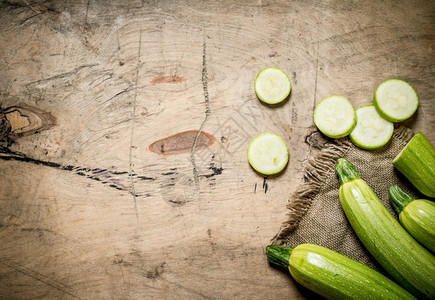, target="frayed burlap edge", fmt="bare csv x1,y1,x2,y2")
271,125,414,245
